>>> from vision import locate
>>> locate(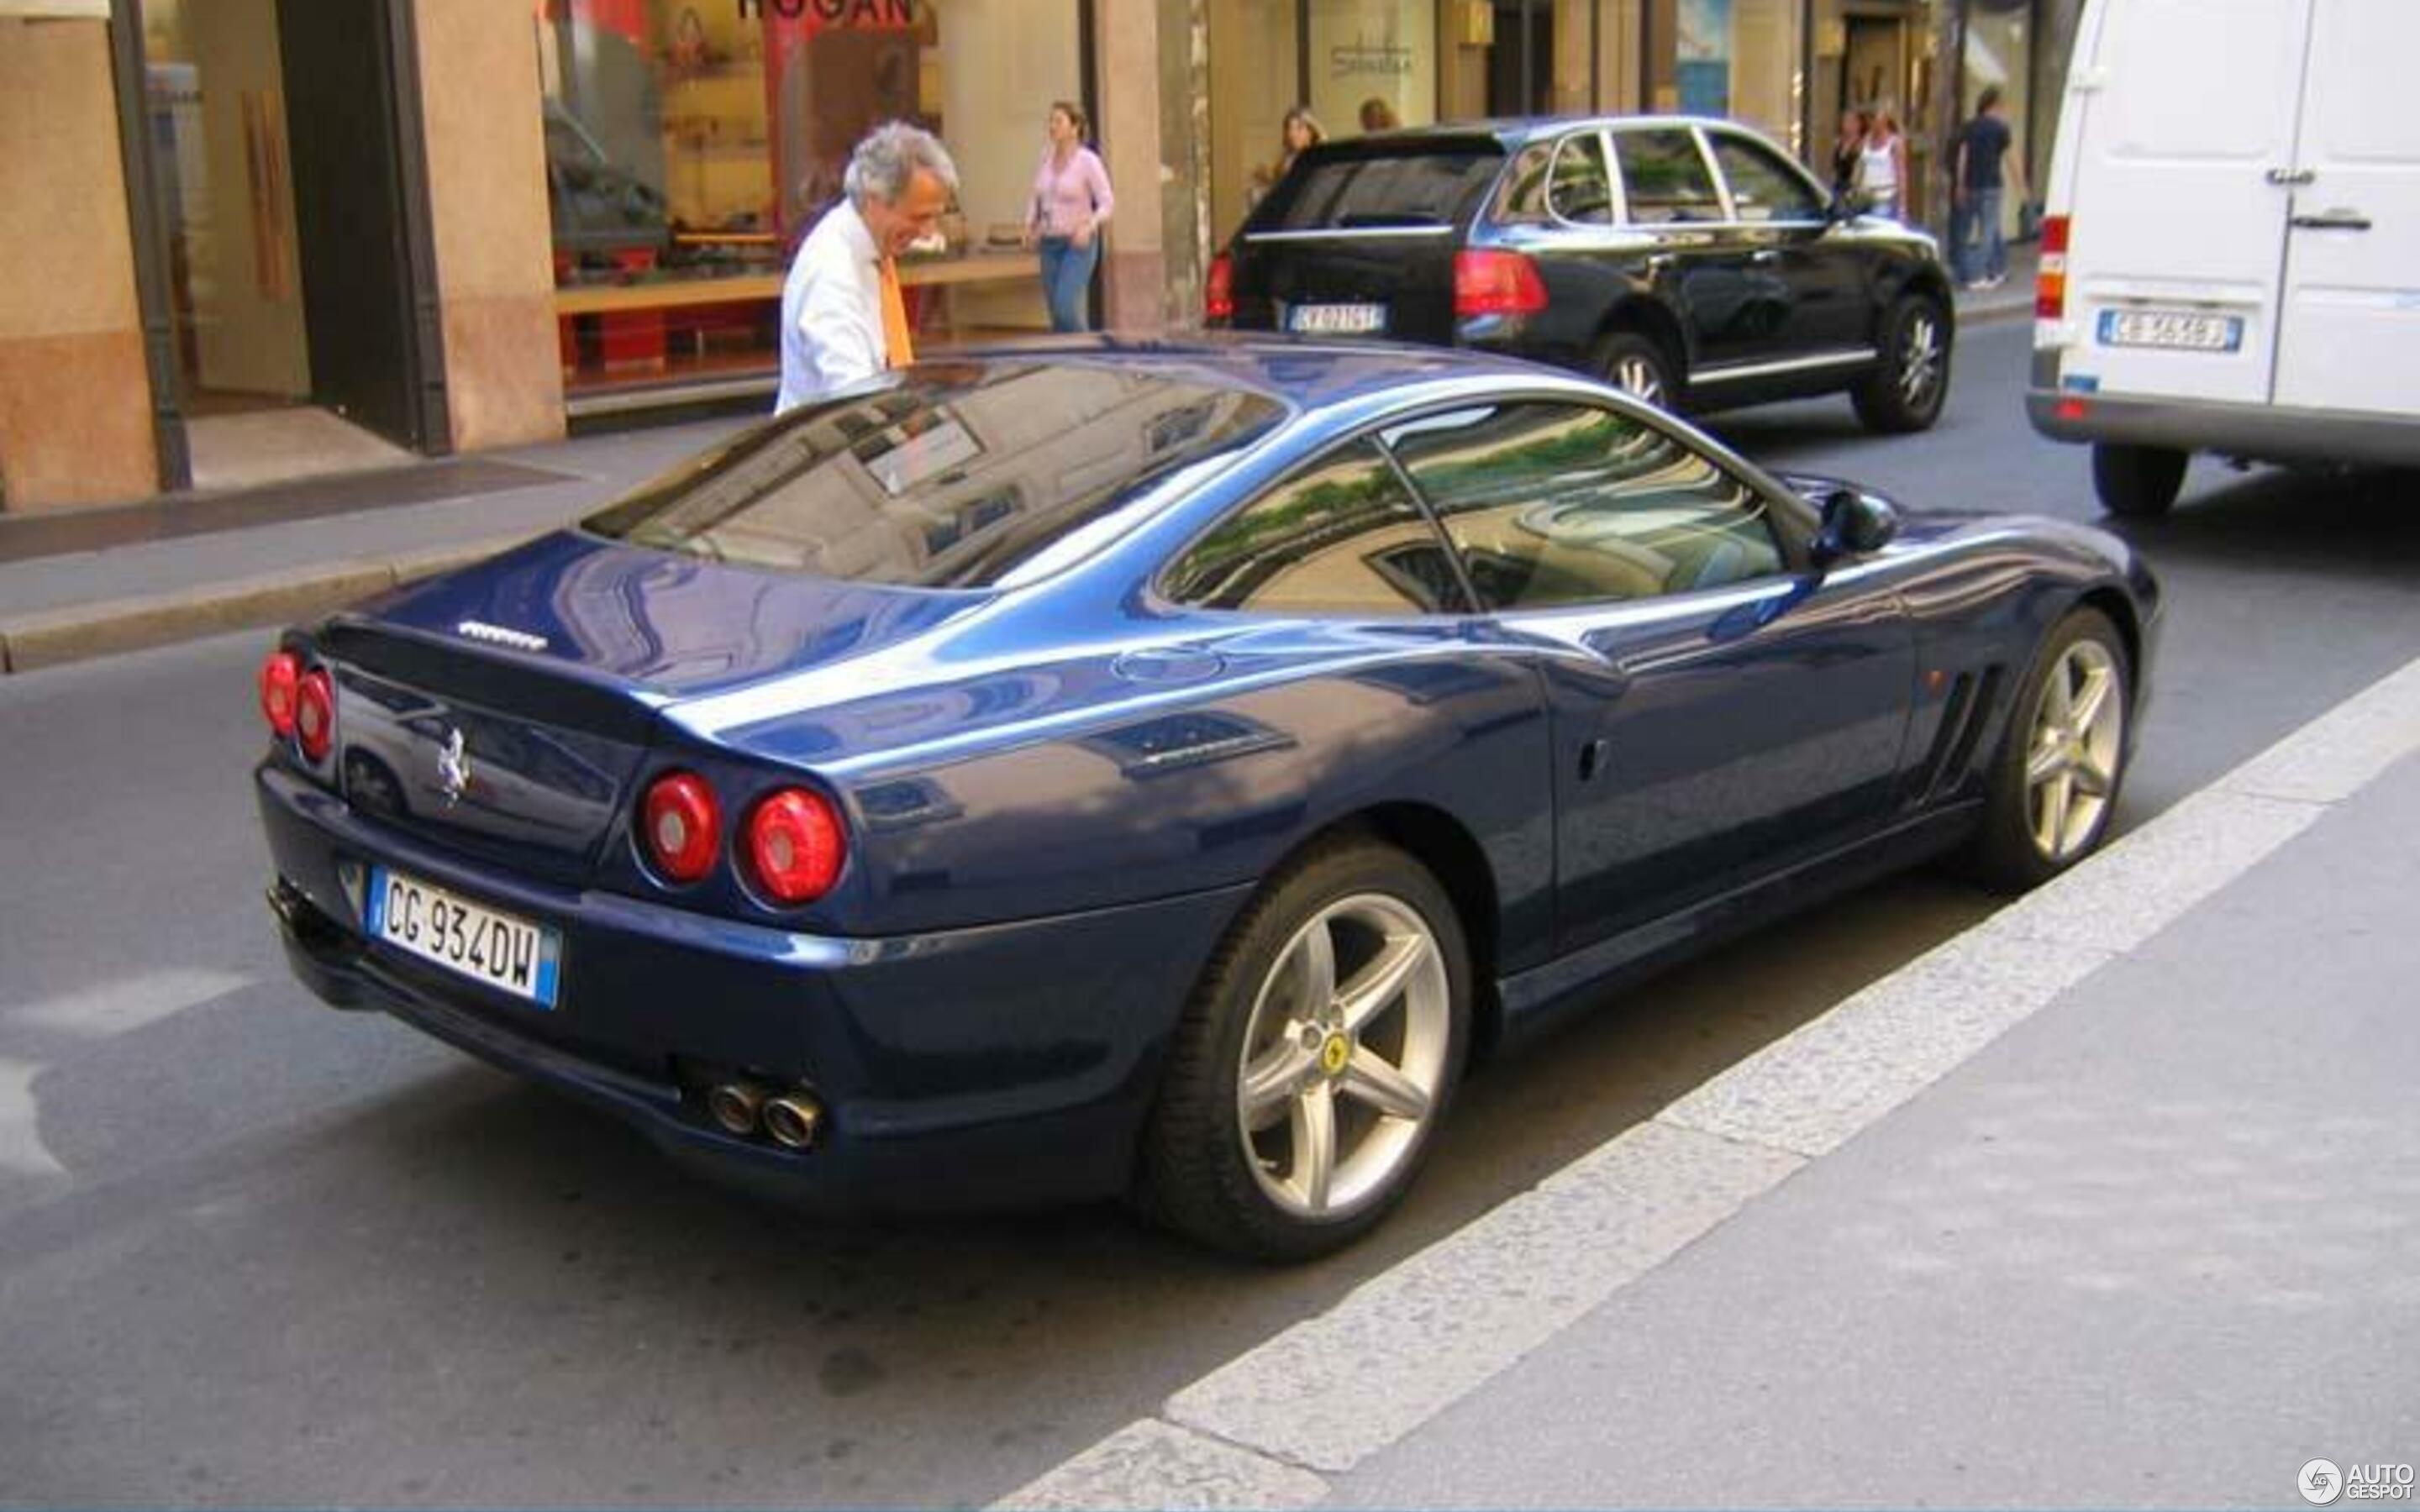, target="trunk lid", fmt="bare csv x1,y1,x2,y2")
1229,135,1507,345
318,531,981,880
